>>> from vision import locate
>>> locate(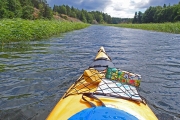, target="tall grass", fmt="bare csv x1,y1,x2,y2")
109,22,180,34
0,19,90,43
